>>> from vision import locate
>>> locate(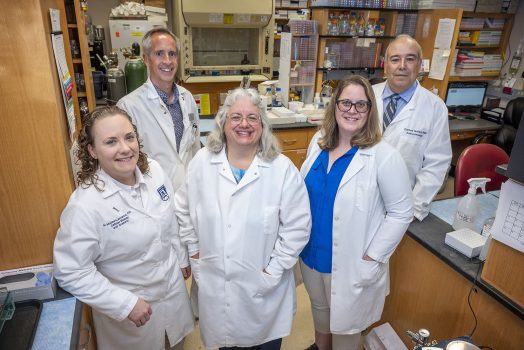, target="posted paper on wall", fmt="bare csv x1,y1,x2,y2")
429,48,450,80
490,180,524,253
435,18,456,49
